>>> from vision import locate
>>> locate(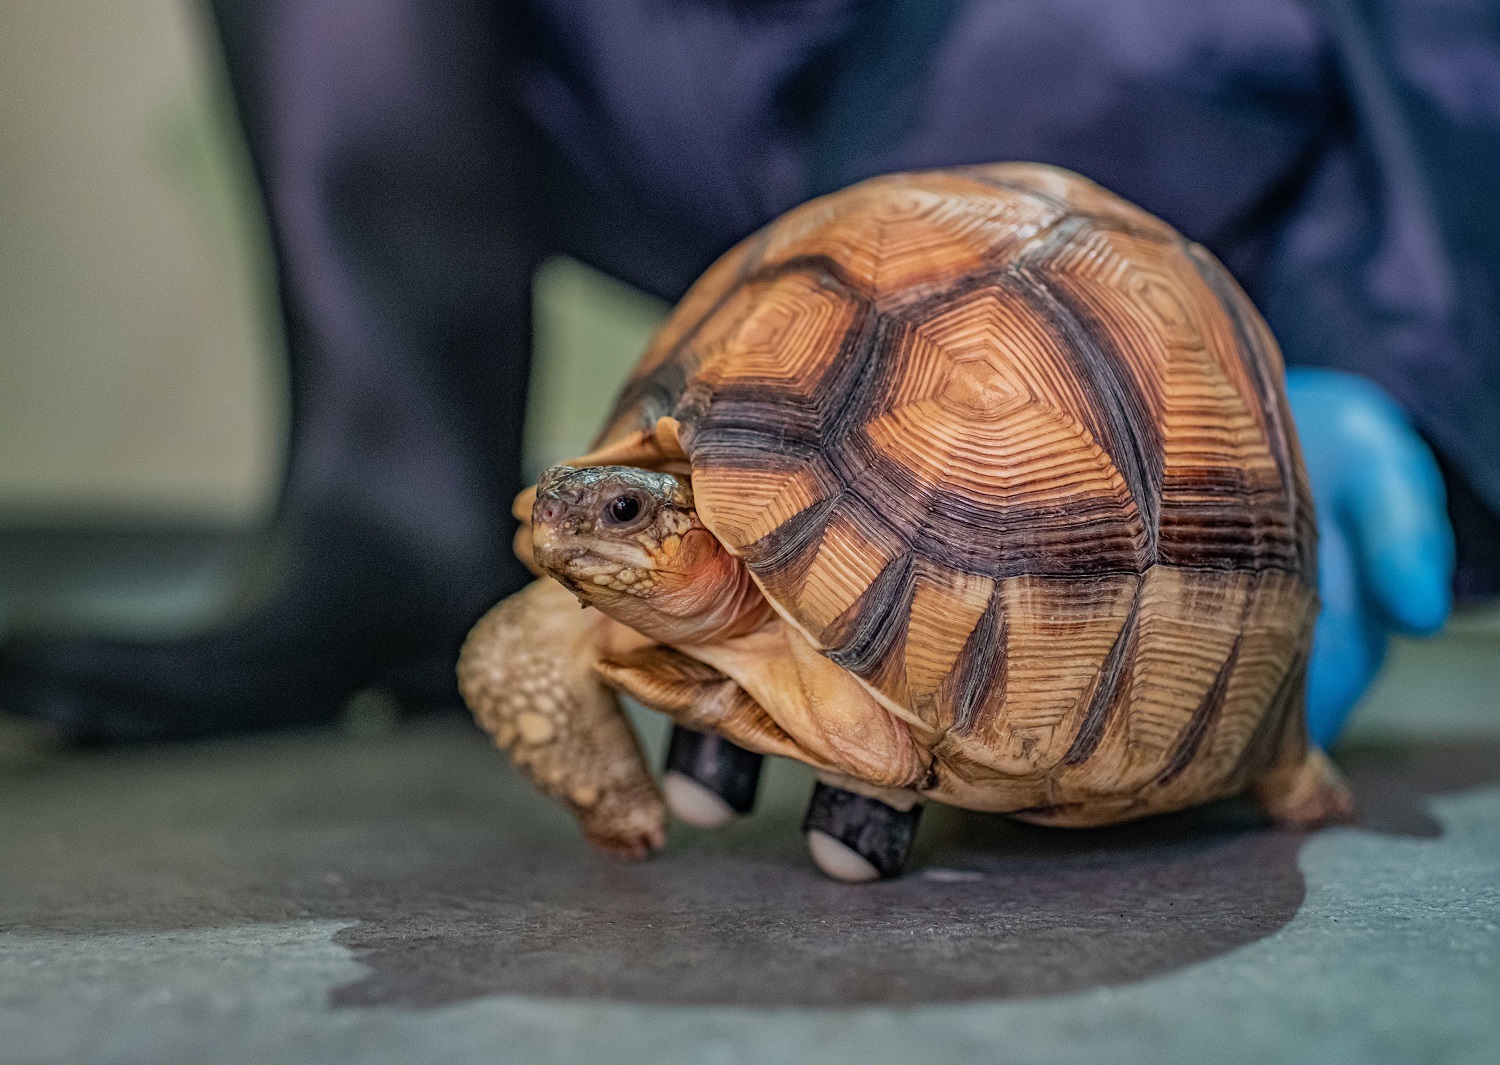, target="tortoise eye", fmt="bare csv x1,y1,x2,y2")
604,494,643,526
